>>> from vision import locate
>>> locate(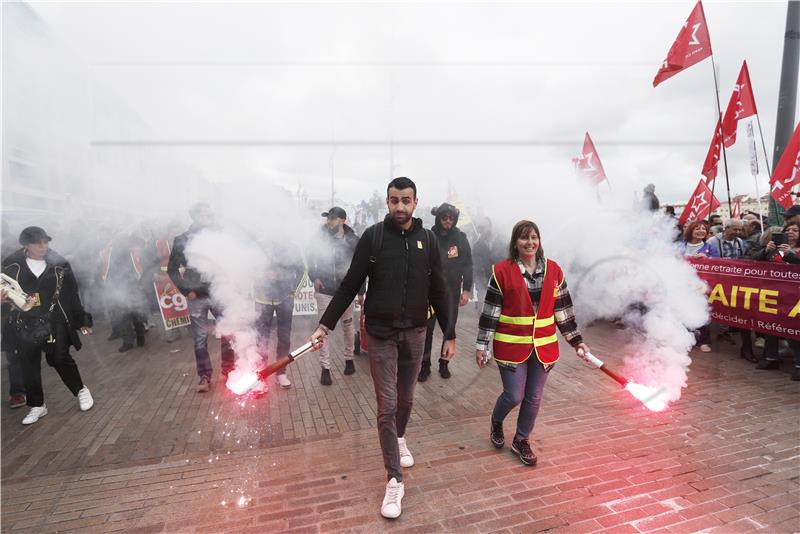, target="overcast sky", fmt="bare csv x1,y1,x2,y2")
27,1,796,206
